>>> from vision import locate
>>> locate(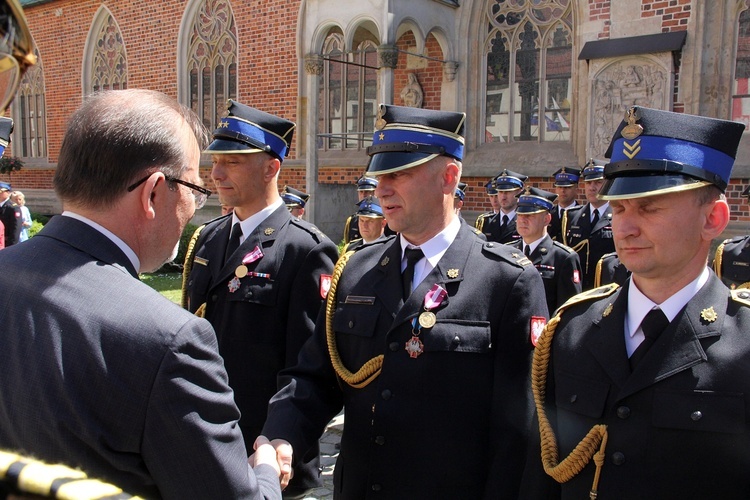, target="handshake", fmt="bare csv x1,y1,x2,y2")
250,436,295,490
